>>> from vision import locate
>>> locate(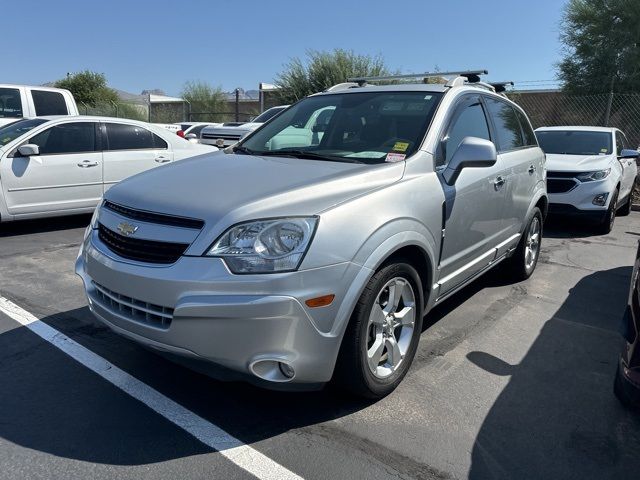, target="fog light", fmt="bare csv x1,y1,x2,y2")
592,193,609,206
278,362,295,379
